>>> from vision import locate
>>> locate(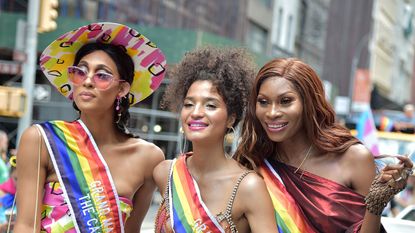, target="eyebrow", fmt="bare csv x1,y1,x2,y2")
258,91,295,97
78,61,114,74
184,96,221,102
